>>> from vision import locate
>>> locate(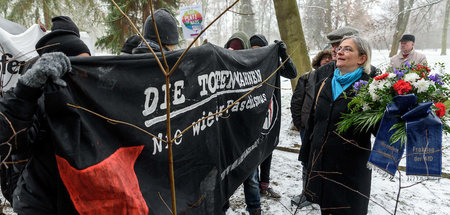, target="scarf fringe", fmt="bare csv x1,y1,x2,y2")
367,162,395,180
